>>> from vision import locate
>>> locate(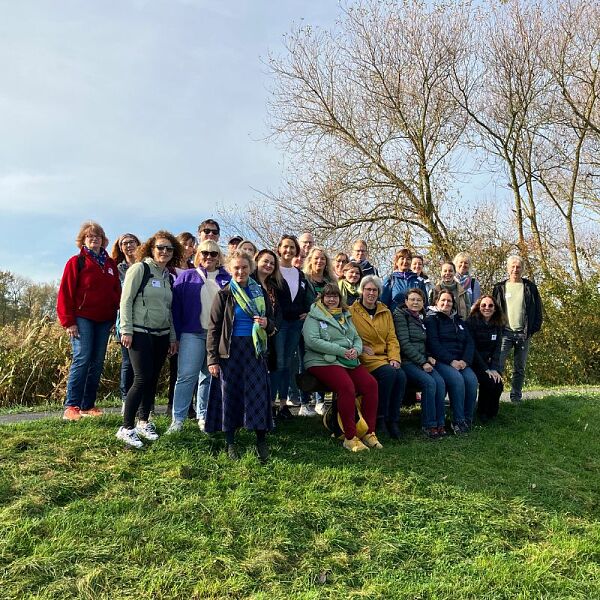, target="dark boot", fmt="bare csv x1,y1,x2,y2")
386,421,401,440
227,444,240,460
